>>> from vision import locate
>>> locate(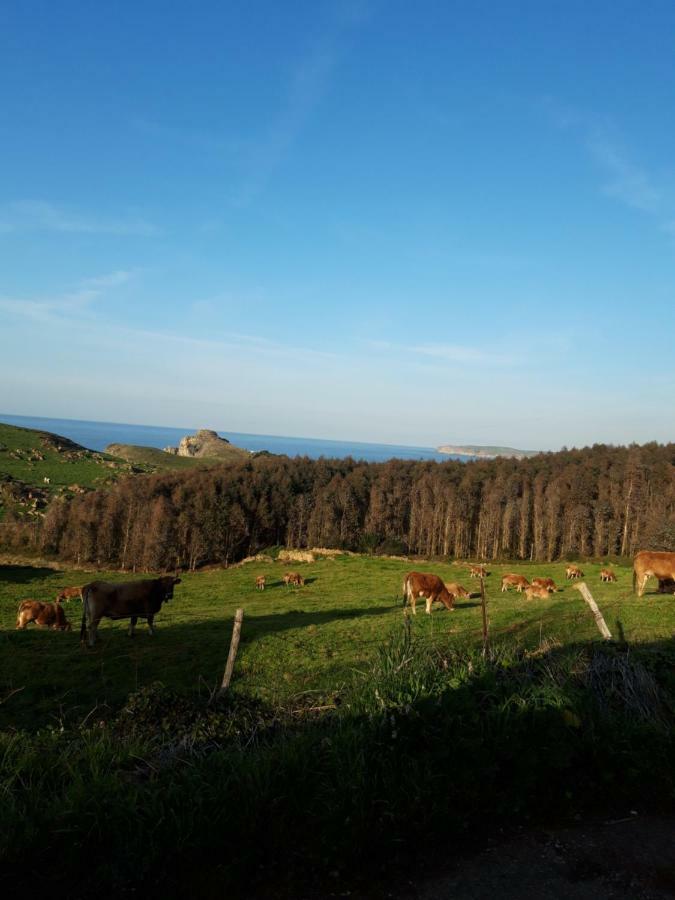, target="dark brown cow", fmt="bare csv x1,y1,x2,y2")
633,551,675,597
56,585,83,603
16,600,71,631
565,565,584,580
599,569,617,583
501,574,530,593
403,572,454,615
531,577,558,593
80,576,181,647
